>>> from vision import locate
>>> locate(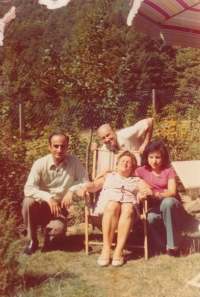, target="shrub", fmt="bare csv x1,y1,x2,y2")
152,102,200,194
0,200,22,296
153,103,200,161
0,119,28,215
